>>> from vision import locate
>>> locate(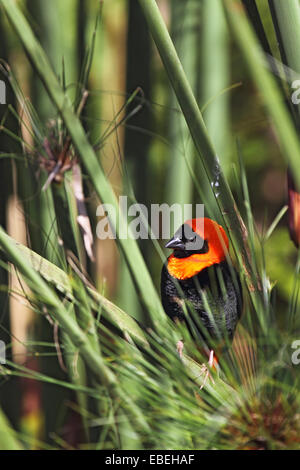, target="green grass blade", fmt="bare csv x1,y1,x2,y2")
0,226,114,385
0,230,148,347
0,407,23,450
